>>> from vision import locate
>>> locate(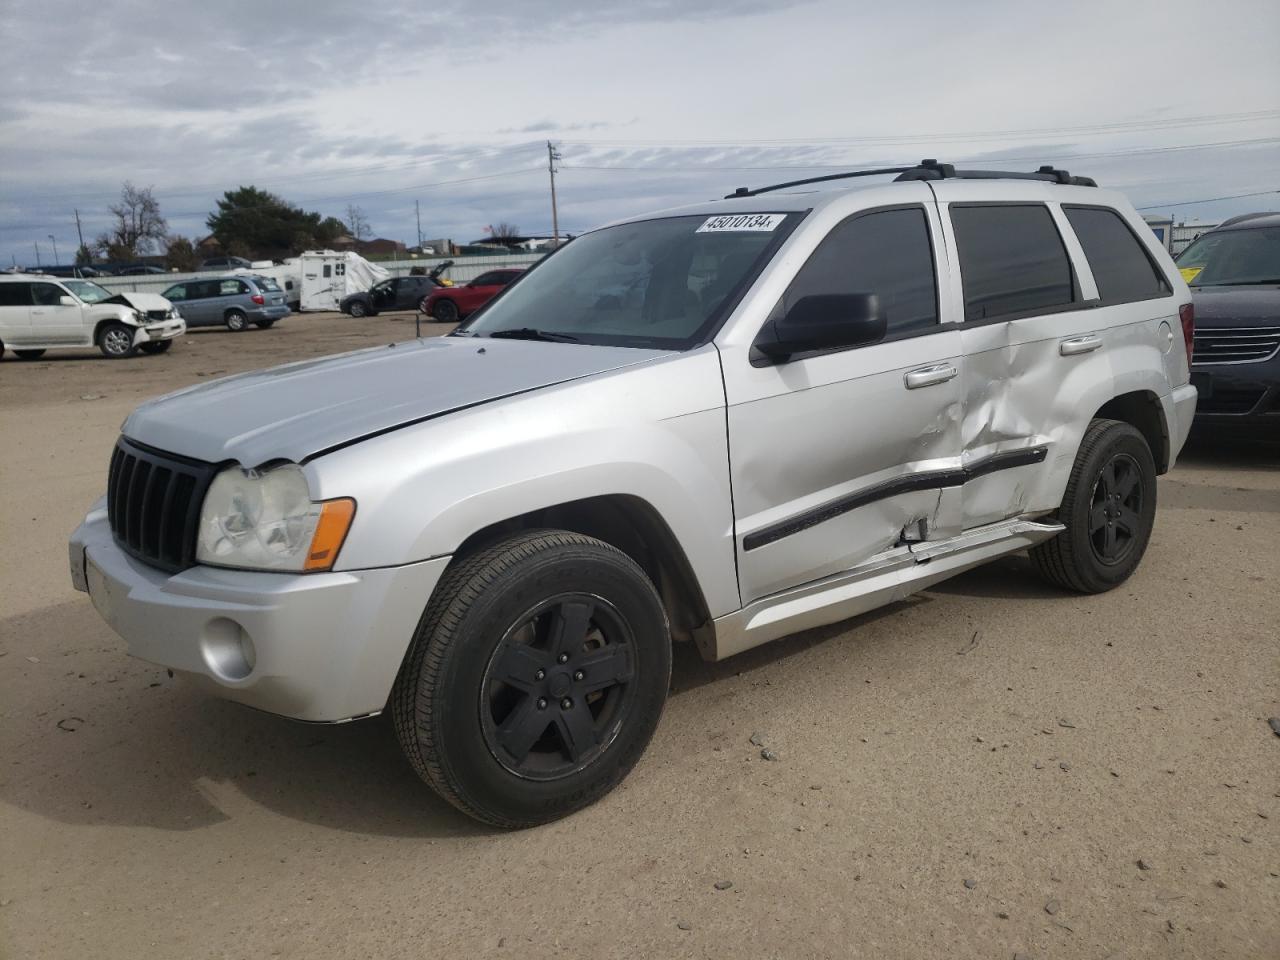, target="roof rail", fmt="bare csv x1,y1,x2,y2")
725,159,1097,199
